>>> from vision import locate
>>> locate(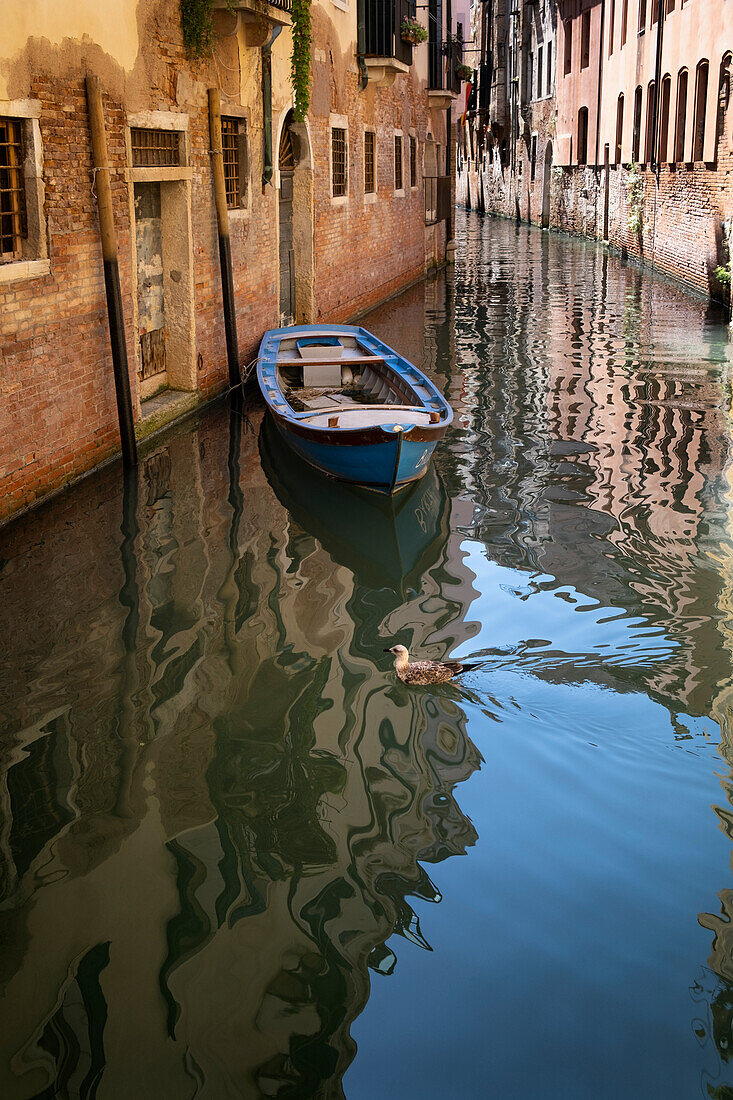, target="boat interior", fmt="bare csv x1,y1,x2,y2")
272,333,442,428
